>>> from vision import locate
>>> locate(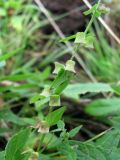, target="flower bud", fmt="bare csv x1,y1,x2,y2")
65,60,76,73
38,121,49,133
